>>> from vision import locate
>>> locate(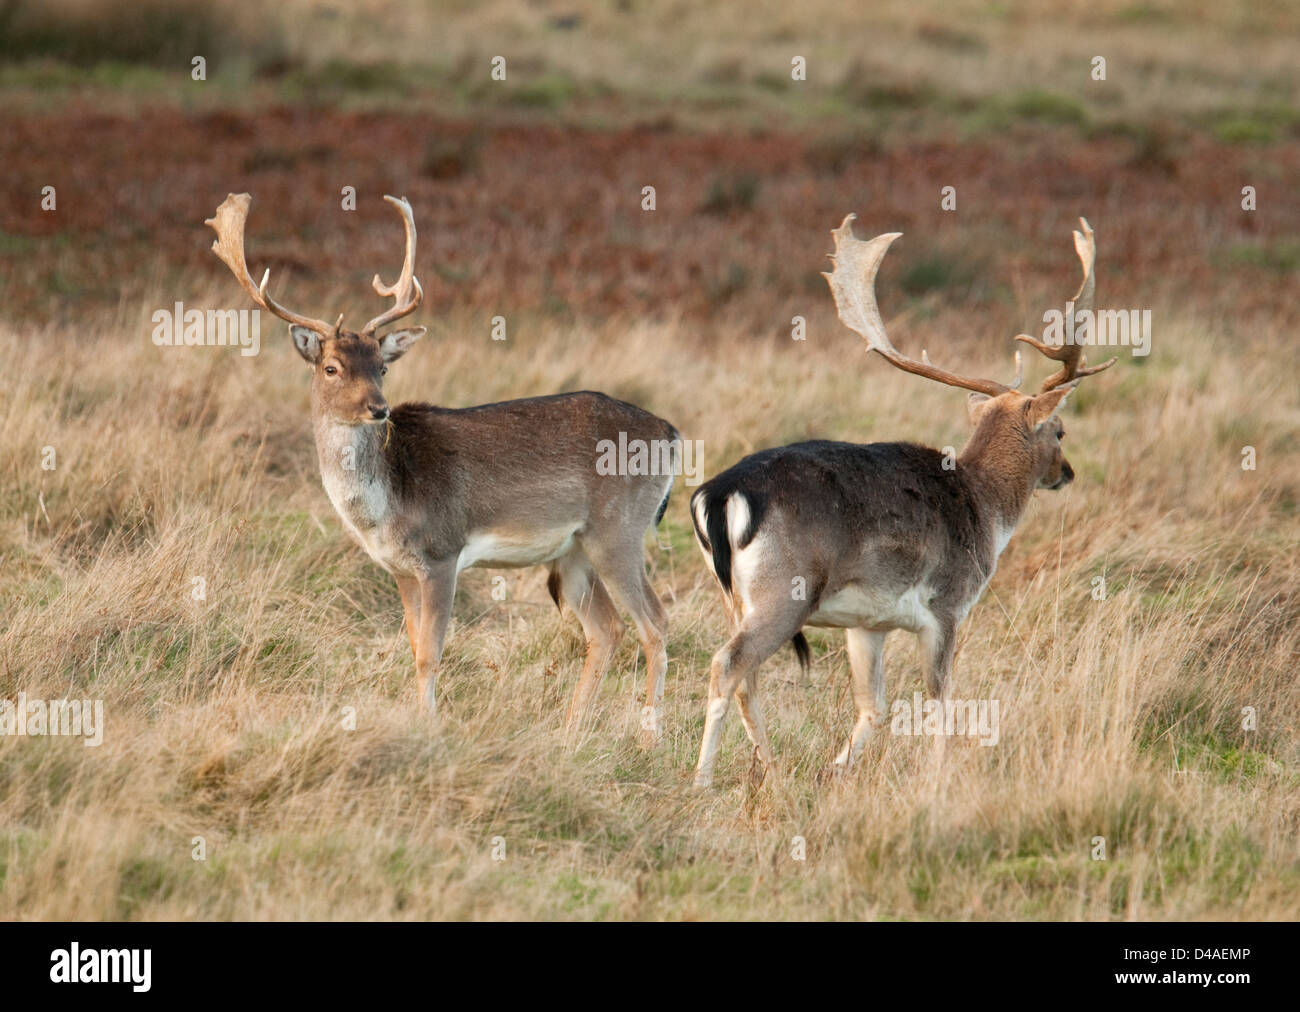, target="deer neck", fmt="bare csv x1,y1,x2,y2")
313,413,392,534
957,431,1039,554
